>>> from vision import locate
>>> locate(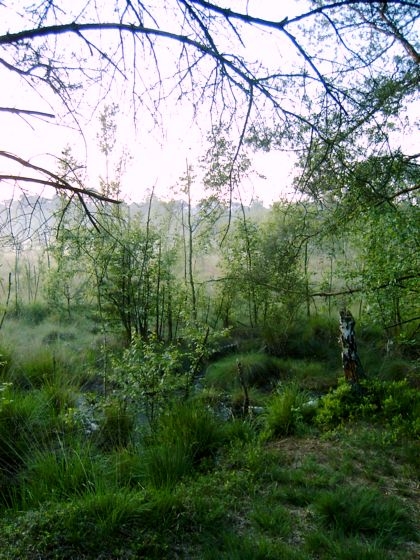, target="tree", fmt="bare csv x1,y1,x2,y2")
0,1,418,206
217,202,307,330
